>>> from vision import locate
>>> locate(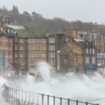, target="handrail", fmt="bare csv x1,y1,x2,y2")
3,85,99,105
